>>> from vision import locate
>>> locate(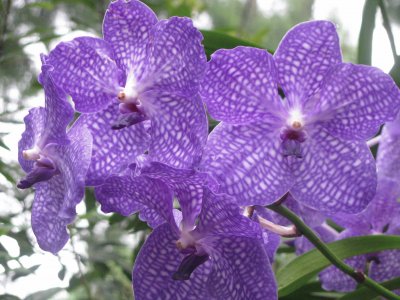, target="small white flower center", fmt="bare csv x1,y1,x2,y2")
117,74,141,104
287,108,304,130
176,229,196,250
22,146,41,161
